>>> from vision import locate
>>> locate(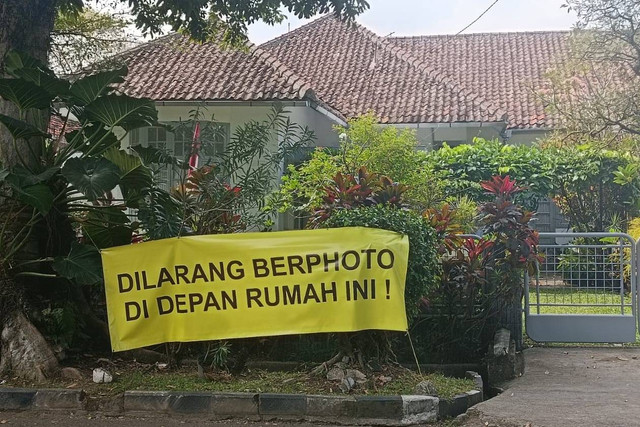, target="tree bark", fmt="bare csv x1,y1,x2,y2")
0,308,59,382
0,0,60,381
0,0,57,167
